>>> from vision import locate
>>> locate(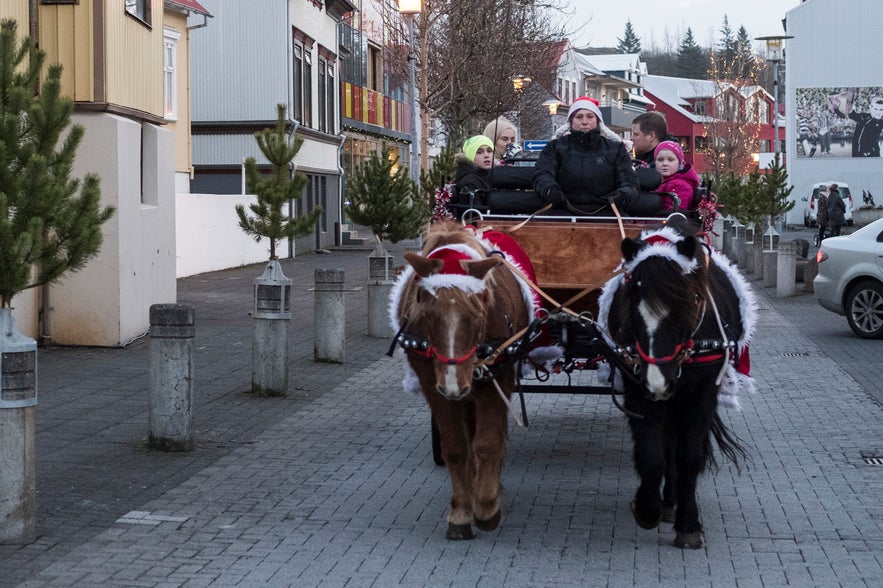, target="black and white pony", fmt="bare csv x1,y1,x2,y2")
598,217,757,549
